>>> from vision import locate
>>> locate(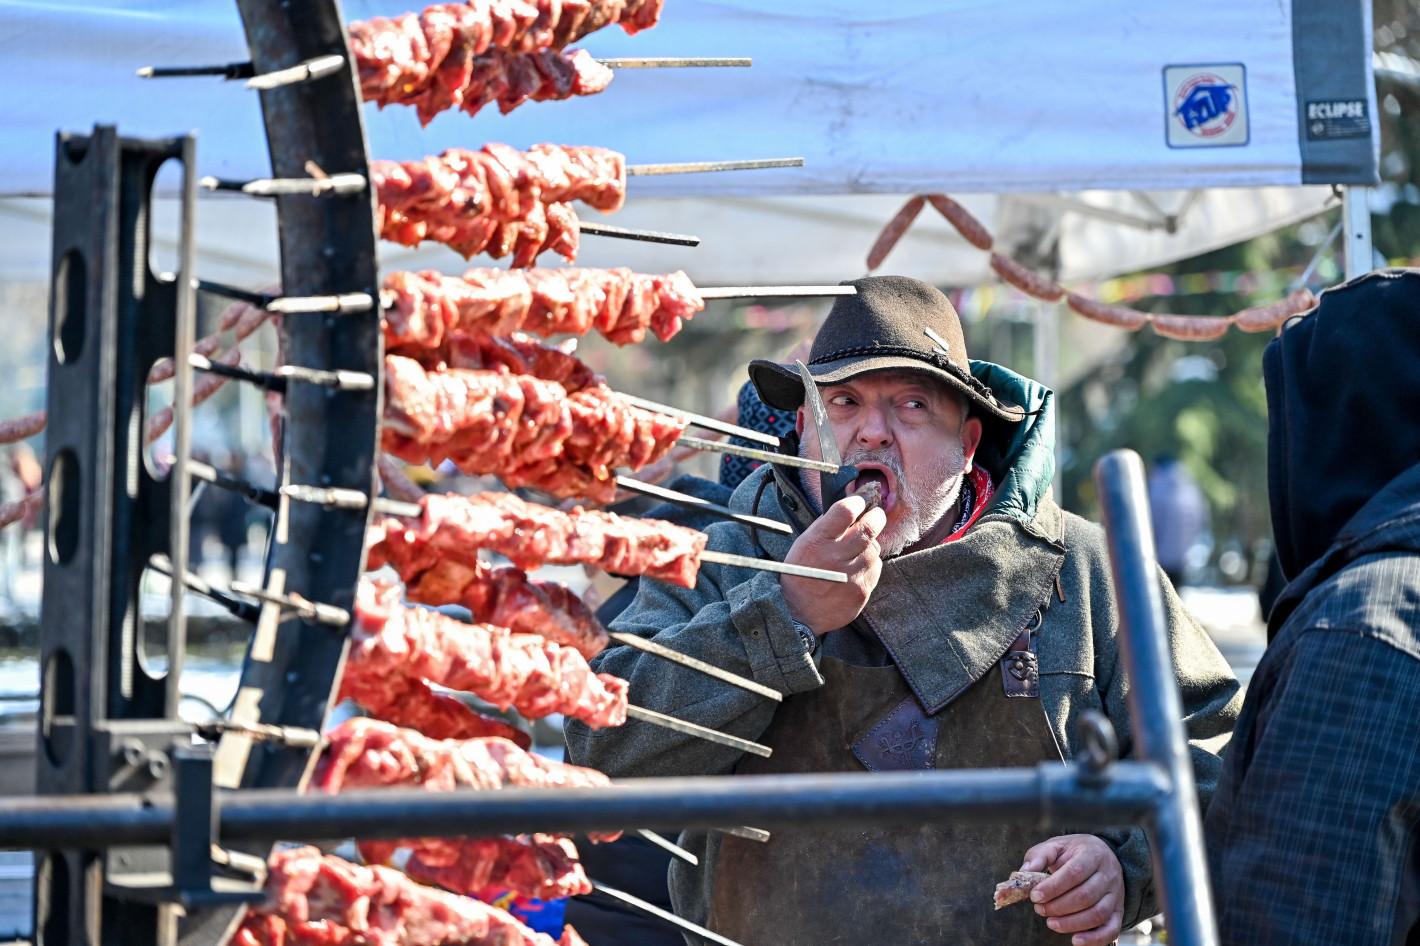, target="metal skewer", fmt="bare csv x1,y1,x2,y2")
626,706,772,758
190,353,375,393
624,395,778,447
590,880,745,946
185,457,418,519
147,554,262,624
698,285,857,300
635,829,699,865
627,157,804,176
721,826,772,843
700,550,847,583
136,62,256,80
199,173,366,198
197,280,375,315
611,633,782,702
137,55,343,90
678,436,837,473
615,476,792,536
229,581,351,628
598,57,751,68
244,54,345,90
579,221,700,246
187,459,280,510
